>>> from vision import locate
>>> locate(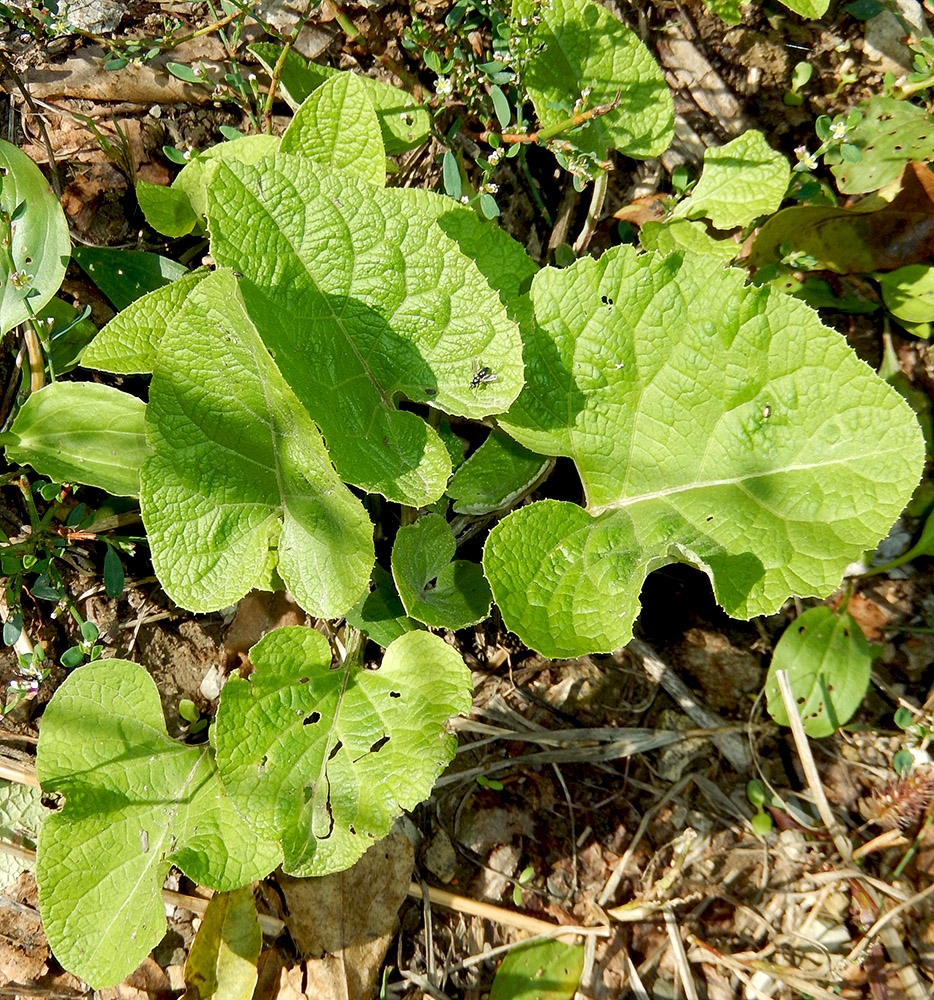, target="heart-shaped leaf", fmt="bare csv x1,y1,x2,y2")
36,658,280,989
486,246,924,657
214,626,471,876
